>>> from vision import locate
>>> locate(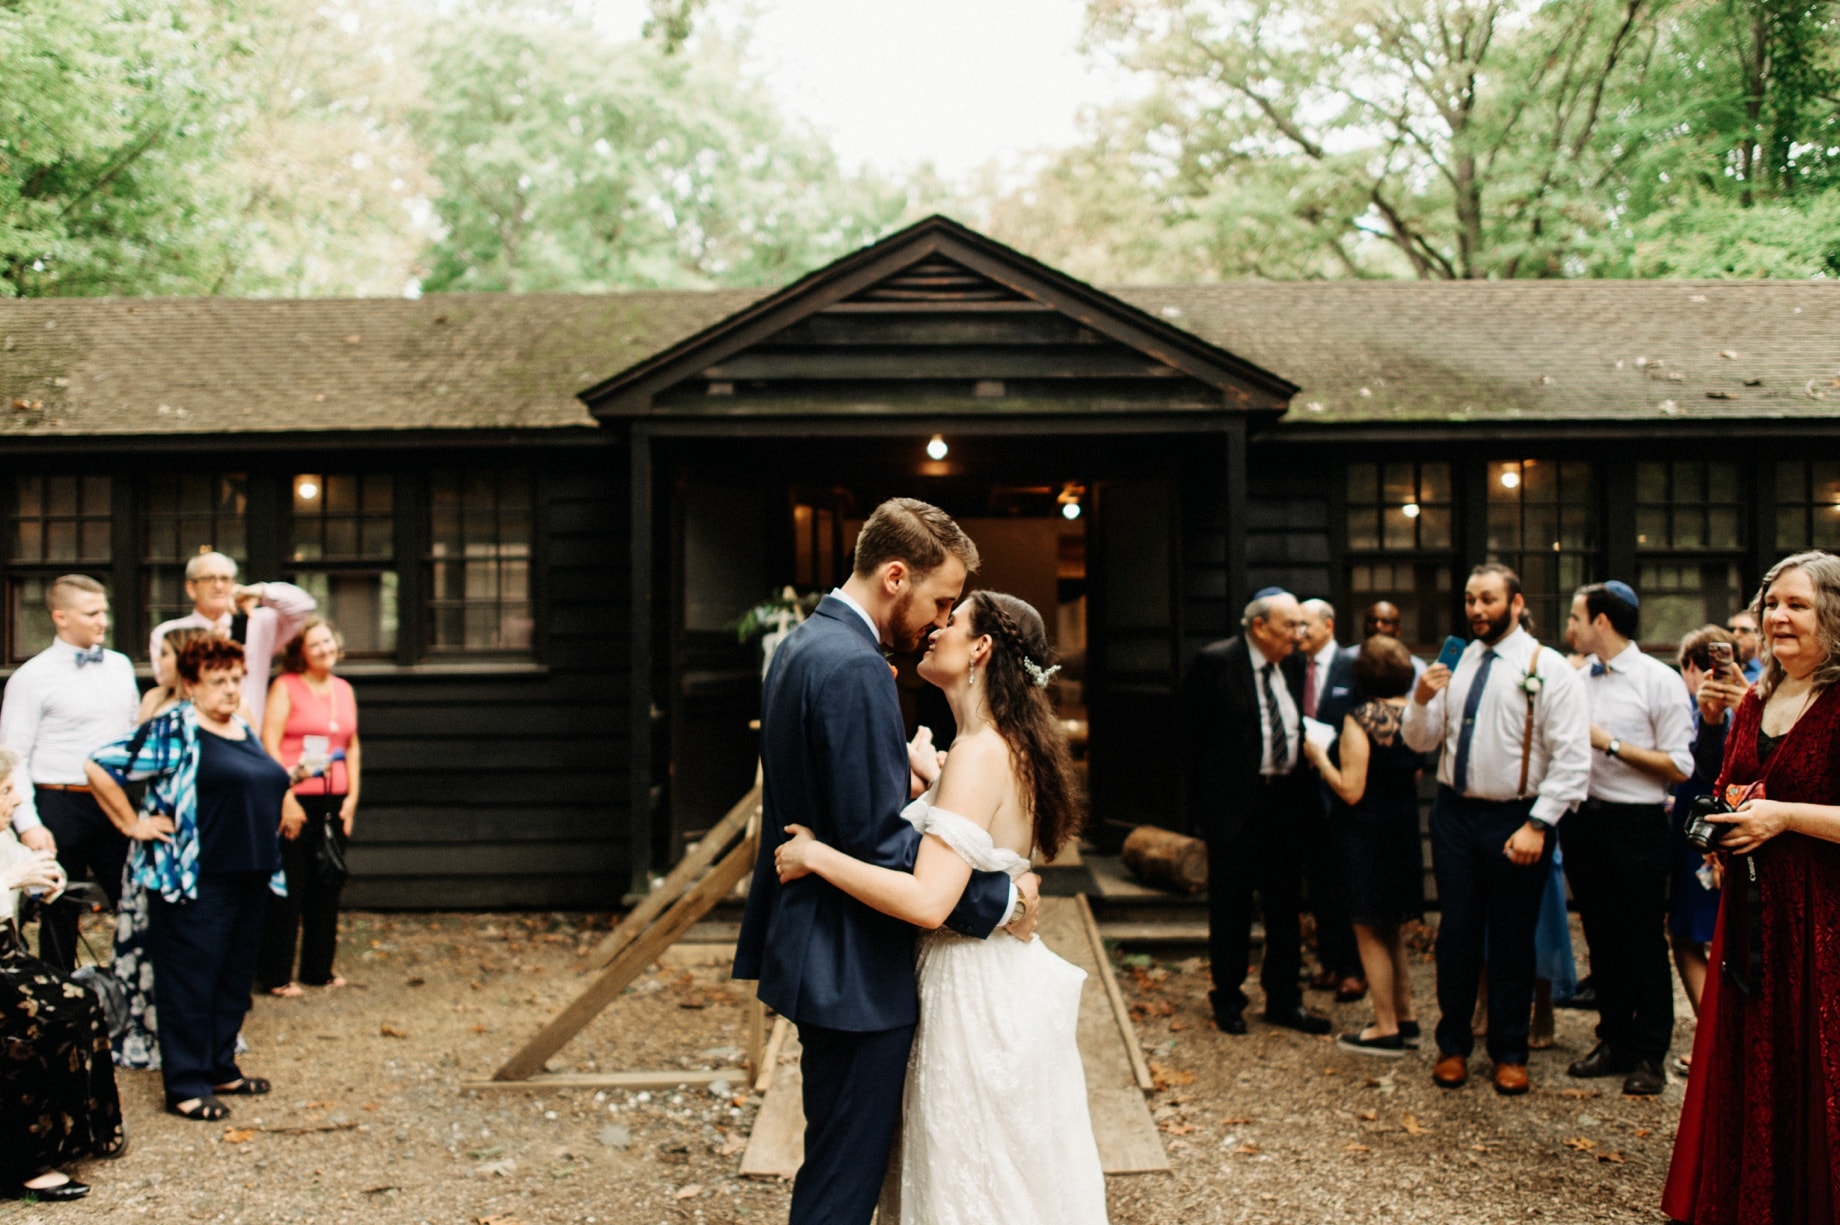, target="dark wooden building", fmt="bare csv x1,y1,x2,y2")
4,217,1837,906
